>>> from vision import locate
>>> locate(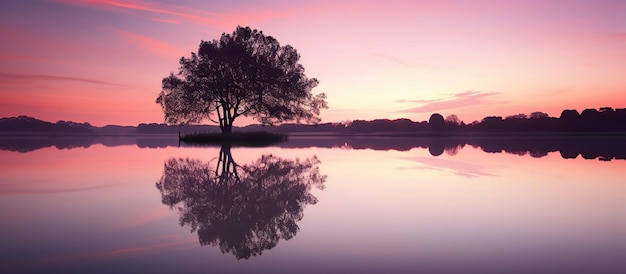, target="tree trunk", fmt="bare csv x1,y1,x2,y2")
220,105,234,134
221,124,232,134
